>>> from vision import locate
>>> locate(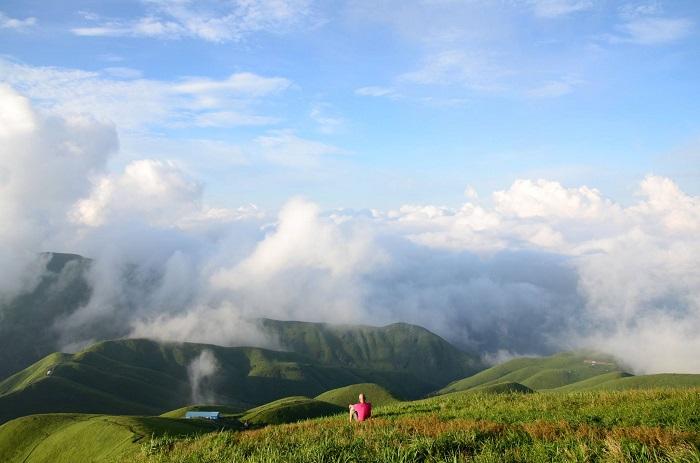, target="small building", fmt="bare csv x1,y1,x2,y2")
185,411,221,420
